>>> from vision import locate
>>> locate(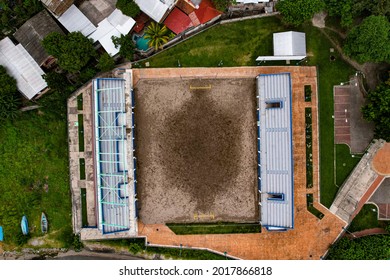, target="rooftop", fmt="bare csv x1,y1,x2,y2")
257,73,294,230
0,37,47,100
14,10,64,66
